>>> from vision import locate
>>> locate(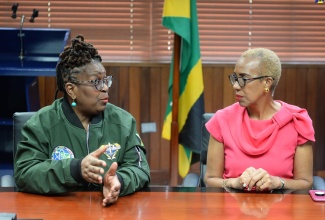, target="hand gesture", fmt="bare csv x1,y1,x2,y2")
81,146,108,184
102,162,121,206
